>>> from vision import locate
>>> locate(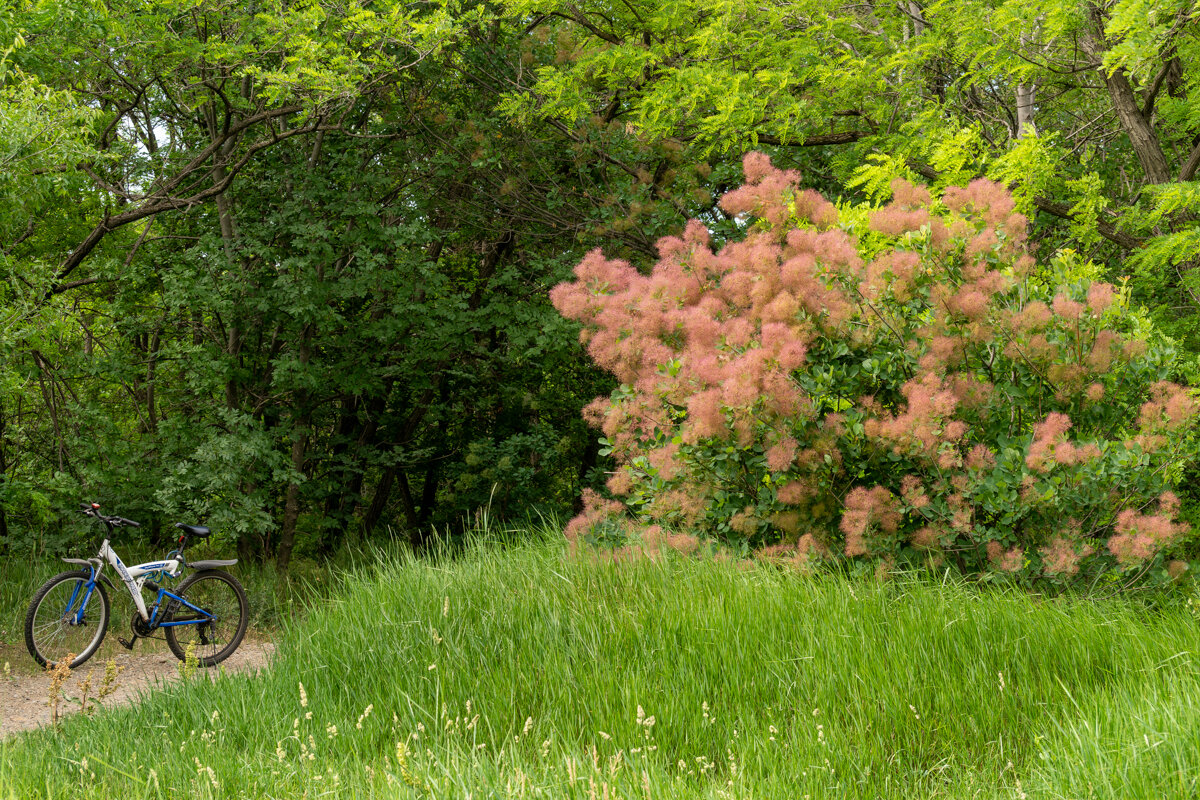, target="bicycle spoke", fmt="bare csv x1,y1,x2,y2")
33,619,66,635
166,572,246,666
28,575,107,667
38,622,69,638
